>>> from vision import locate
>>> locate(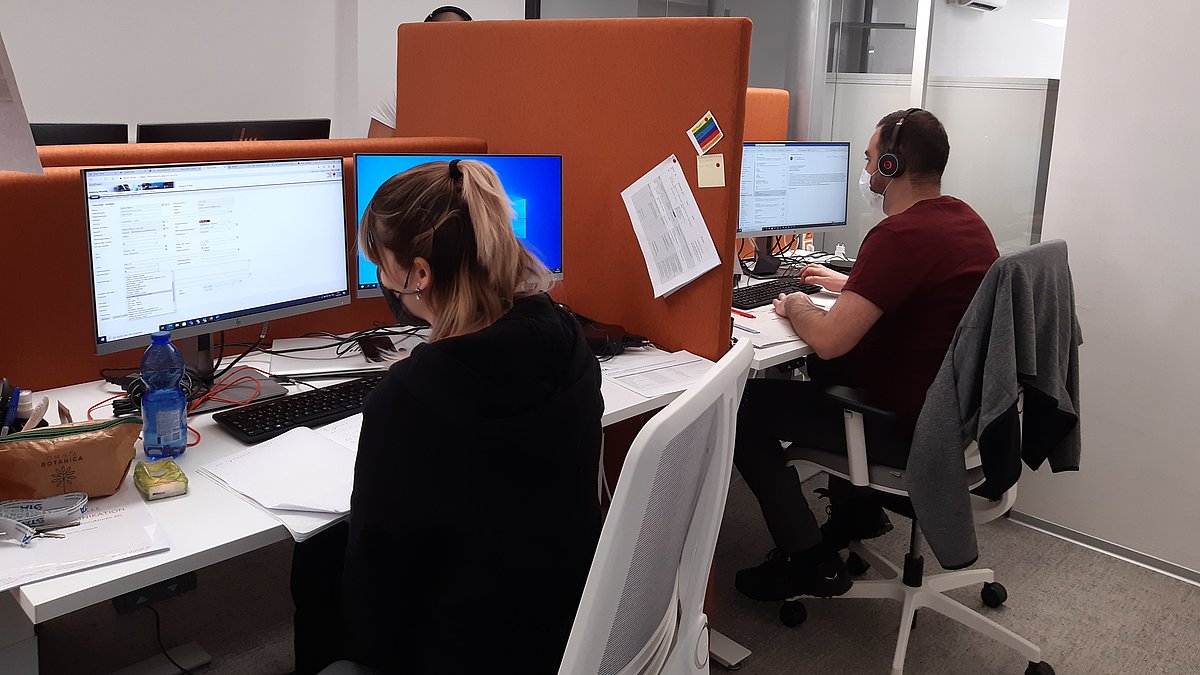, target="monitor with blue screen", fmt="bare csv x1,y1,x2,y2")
354,154,563,296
